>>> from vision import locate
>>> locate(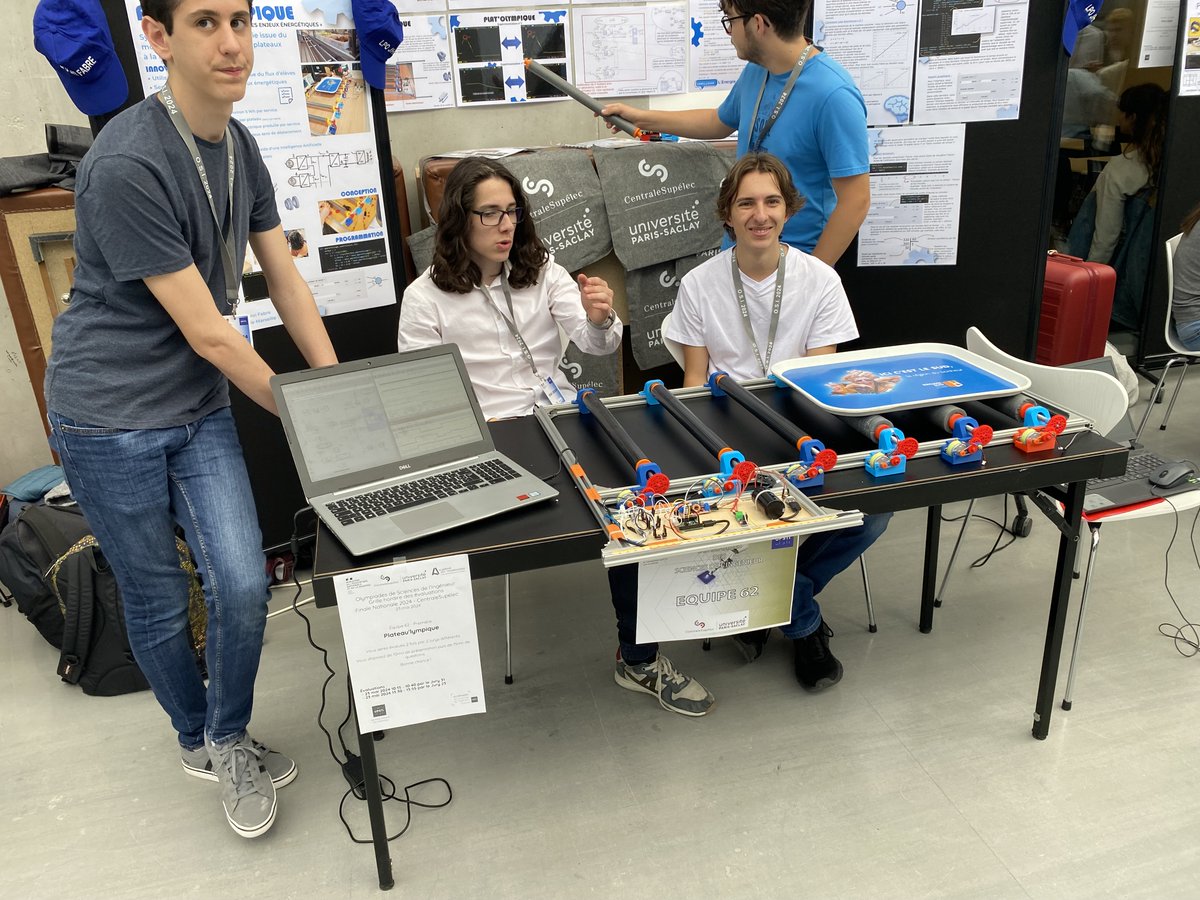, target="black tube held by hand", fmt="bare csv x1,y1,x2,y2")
524,58,642,137
649,382,728,460
578,389,649,471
